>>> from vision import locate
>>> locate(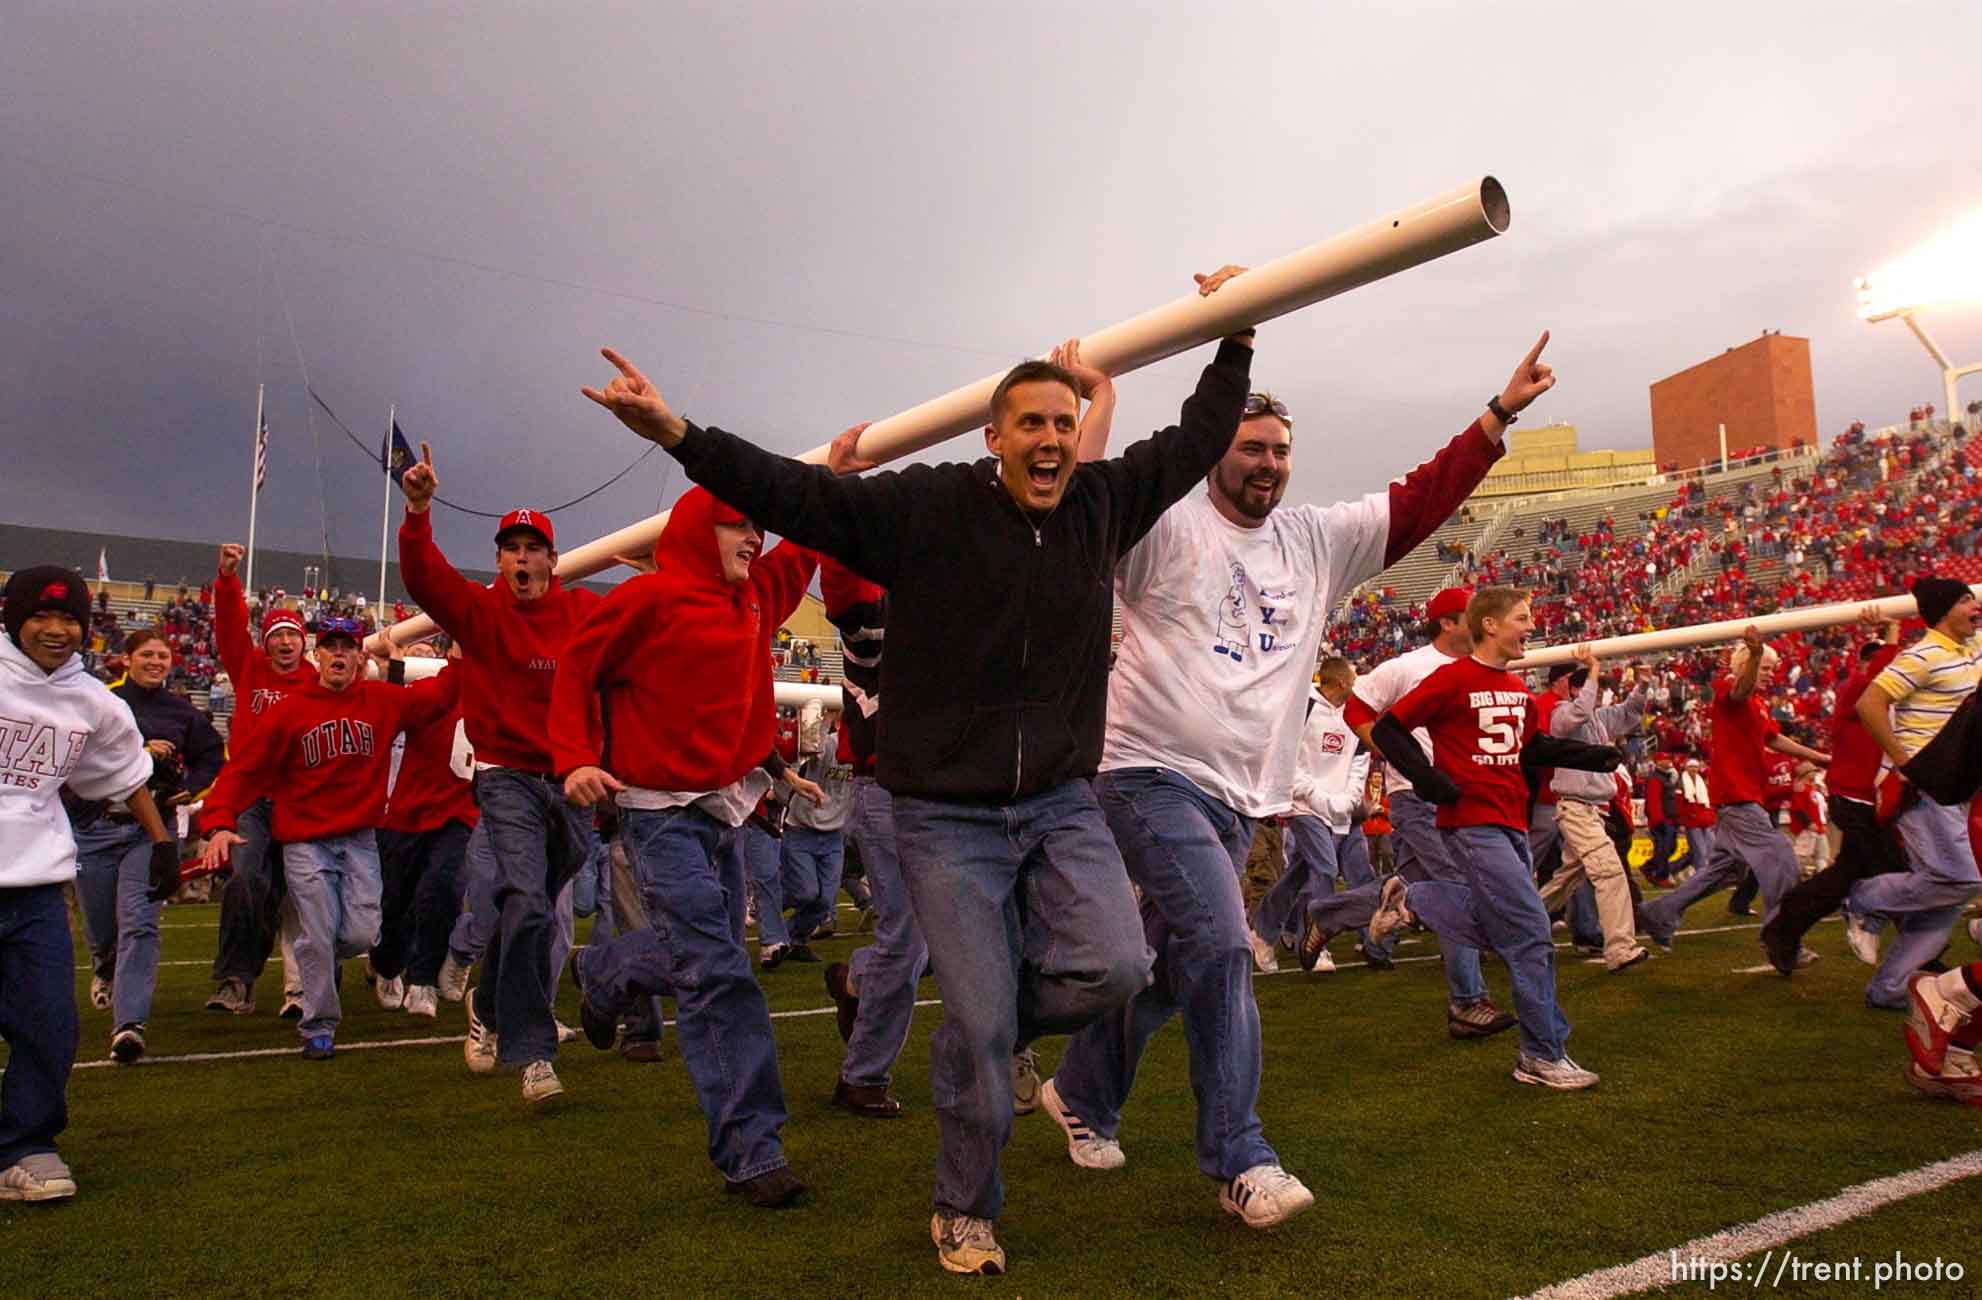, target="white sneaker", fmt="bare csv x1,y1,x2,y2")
1219,1163,1315,1228
1844,909,1882,965
437,954,470,1003
463,986,500,1075
1312,947,1336,973
1011,1048,1041,1115
375,974,405,1010
402,984,440,1018
555,1019,579,1045
1367,876,1416,947
1512,1051,1601,1090
0,1153,76,1203
1246,928,1281,975
89,976,112,1011
931,1212,1006,1276
520,1059,564,1108
1039,1078,1125,1170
